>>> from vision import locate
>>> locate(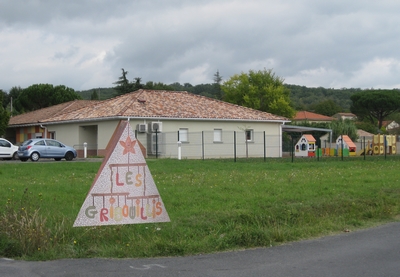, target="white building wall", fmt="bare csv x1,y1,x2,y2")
47,123,80,148
46,118,284,159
